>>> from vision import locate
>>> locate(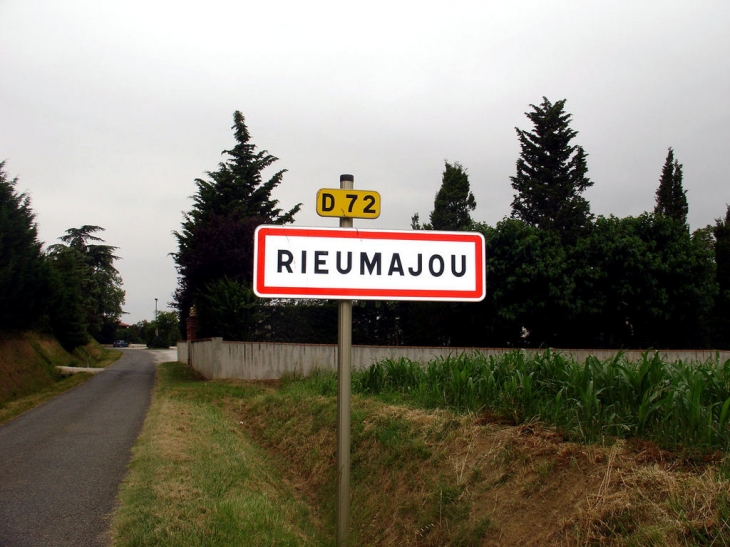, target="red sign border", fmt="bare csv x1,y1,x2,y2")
254,226,486,301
